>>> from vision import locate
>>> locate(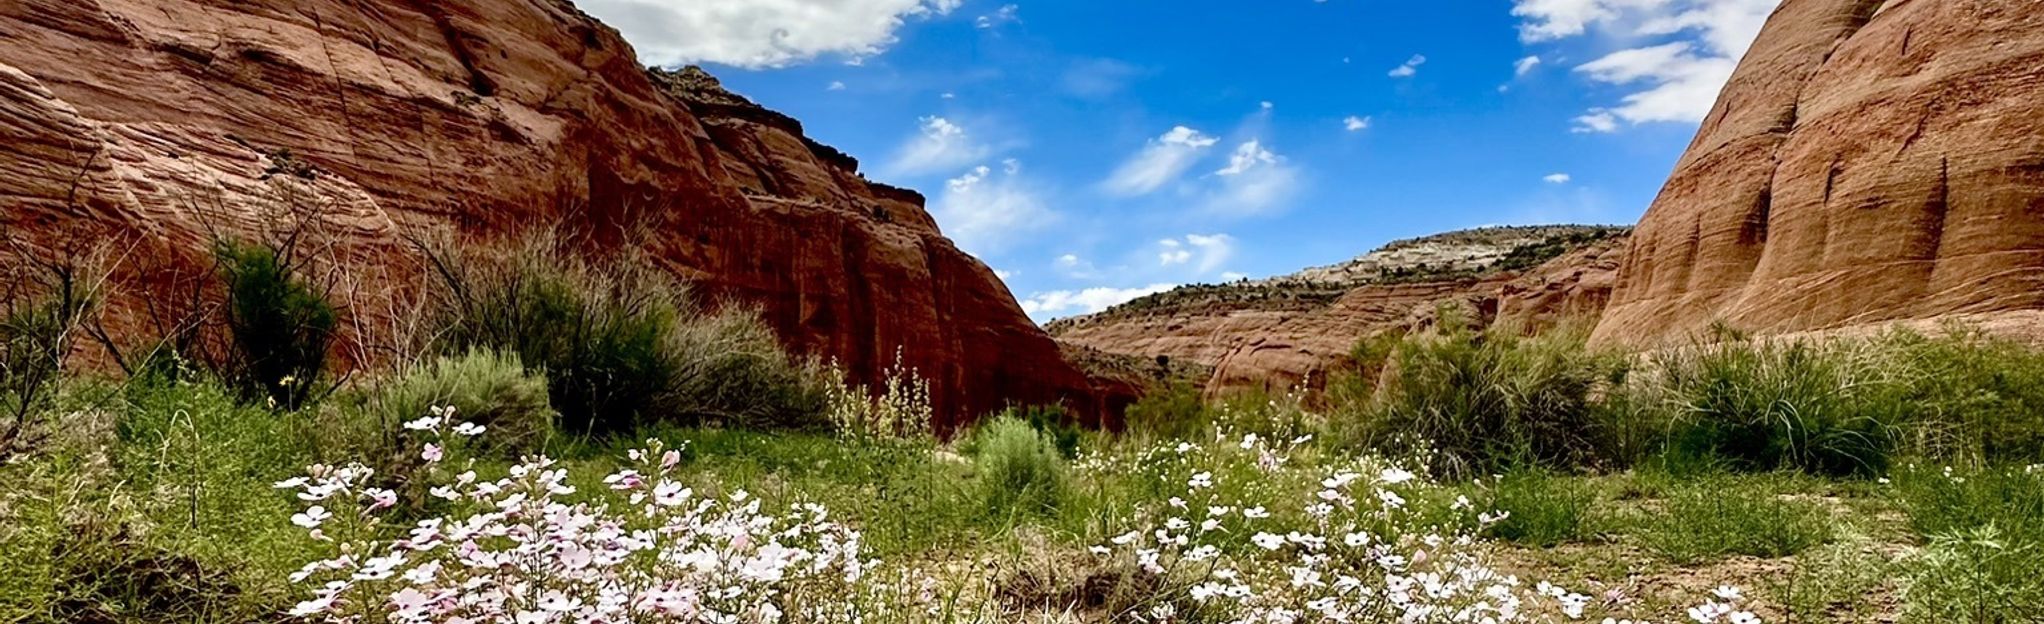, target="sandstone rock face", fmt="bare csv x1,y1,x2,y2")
1051,227,1628,396
1594,0,2044,347
0,0,1104,430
